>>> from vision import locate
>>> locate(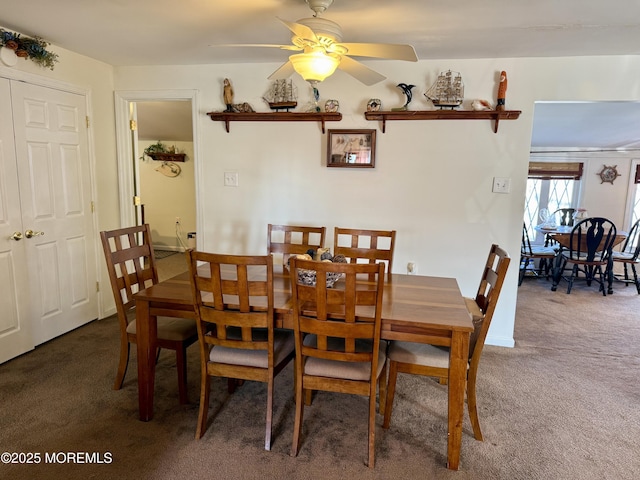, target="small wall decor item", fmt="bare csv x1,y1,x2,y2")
391,83,415,111
0,29,59,70
472,99,493,111
327,129,376,168
425,70,464,109
324,99,339,113
223,78,234,112
598,165,621,184
263,79,298,111
367,99,381,112
496,71,508,111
